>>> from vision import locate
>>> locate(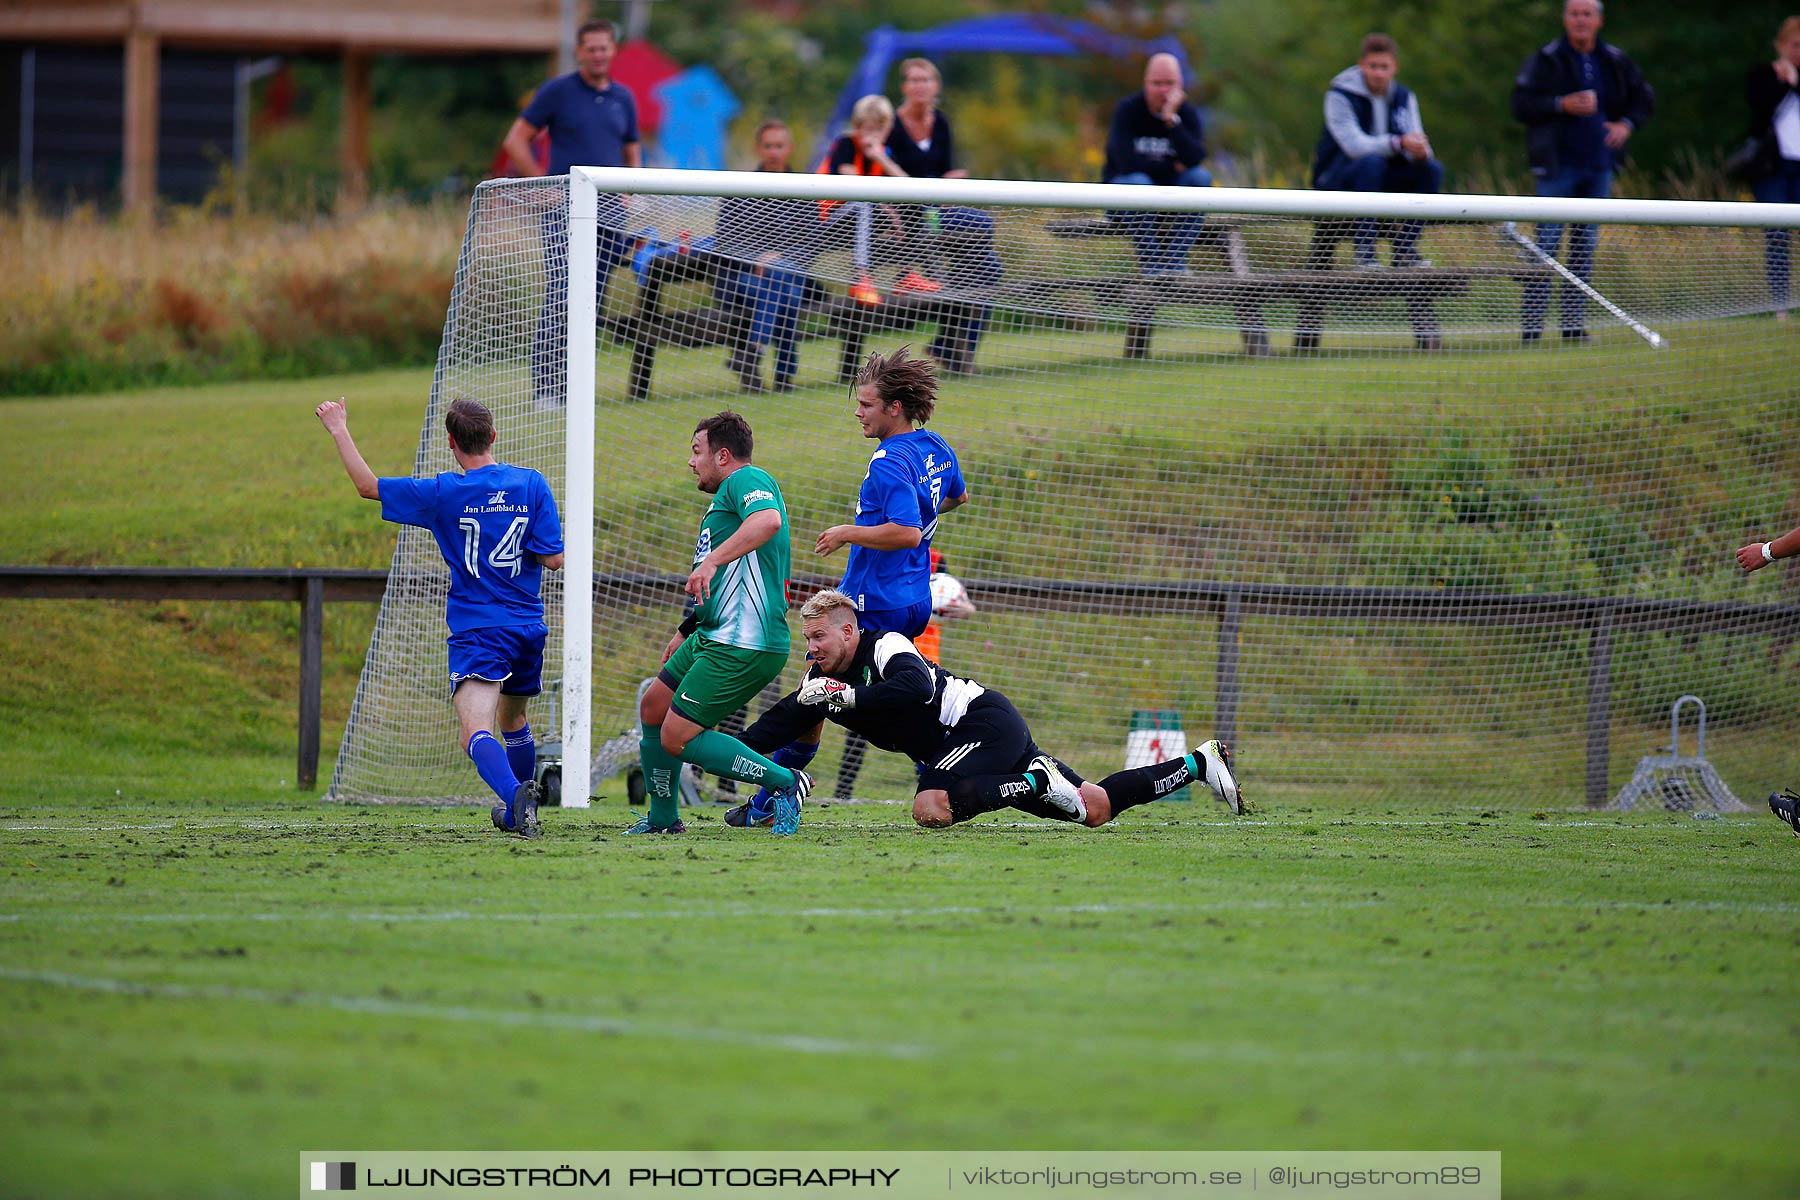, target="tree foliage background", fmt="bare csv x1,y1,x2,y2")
240,0,1795,203
1198,0,1795,190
